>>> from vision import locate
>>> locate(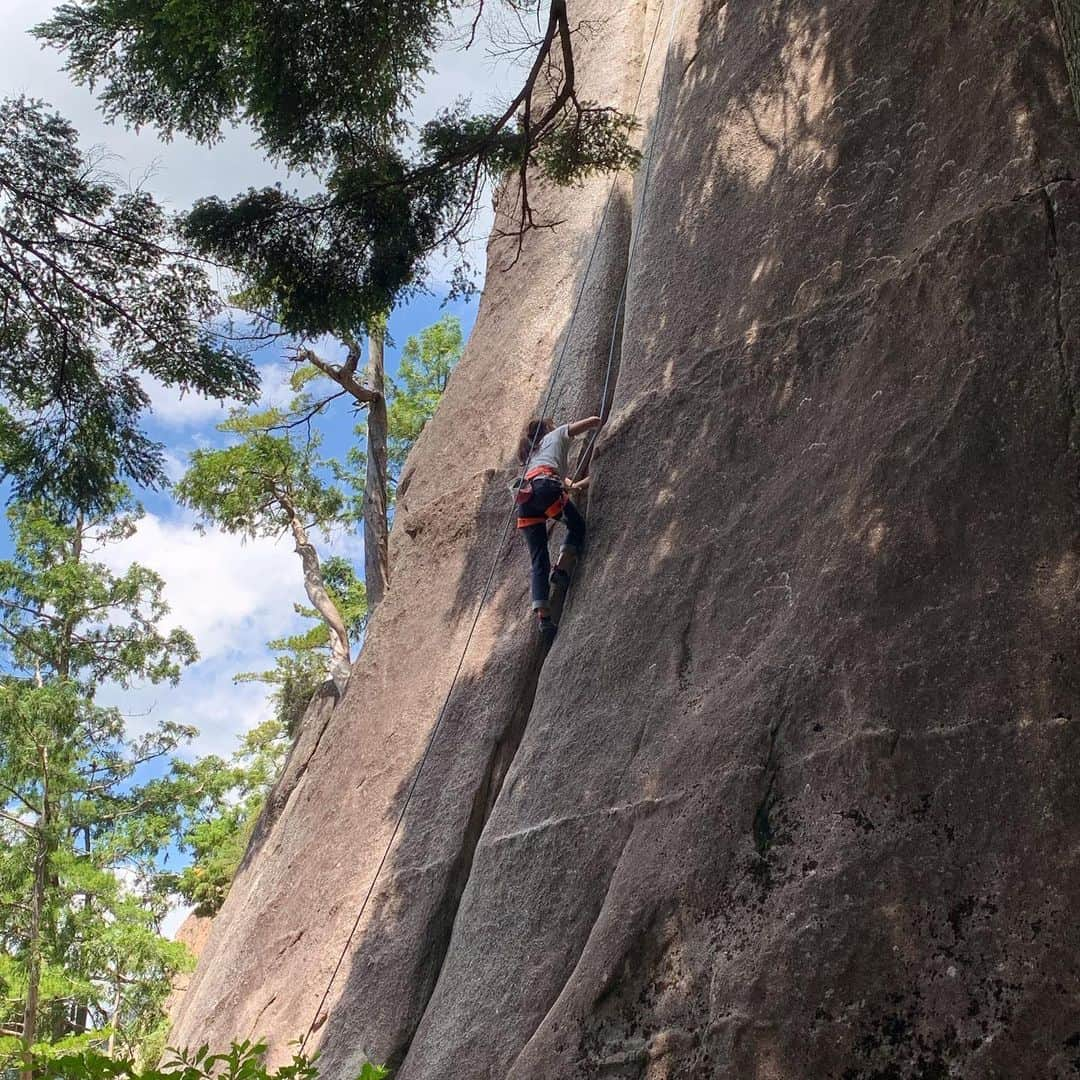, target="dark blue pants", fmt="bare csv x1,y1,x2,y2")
517,479,586,610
